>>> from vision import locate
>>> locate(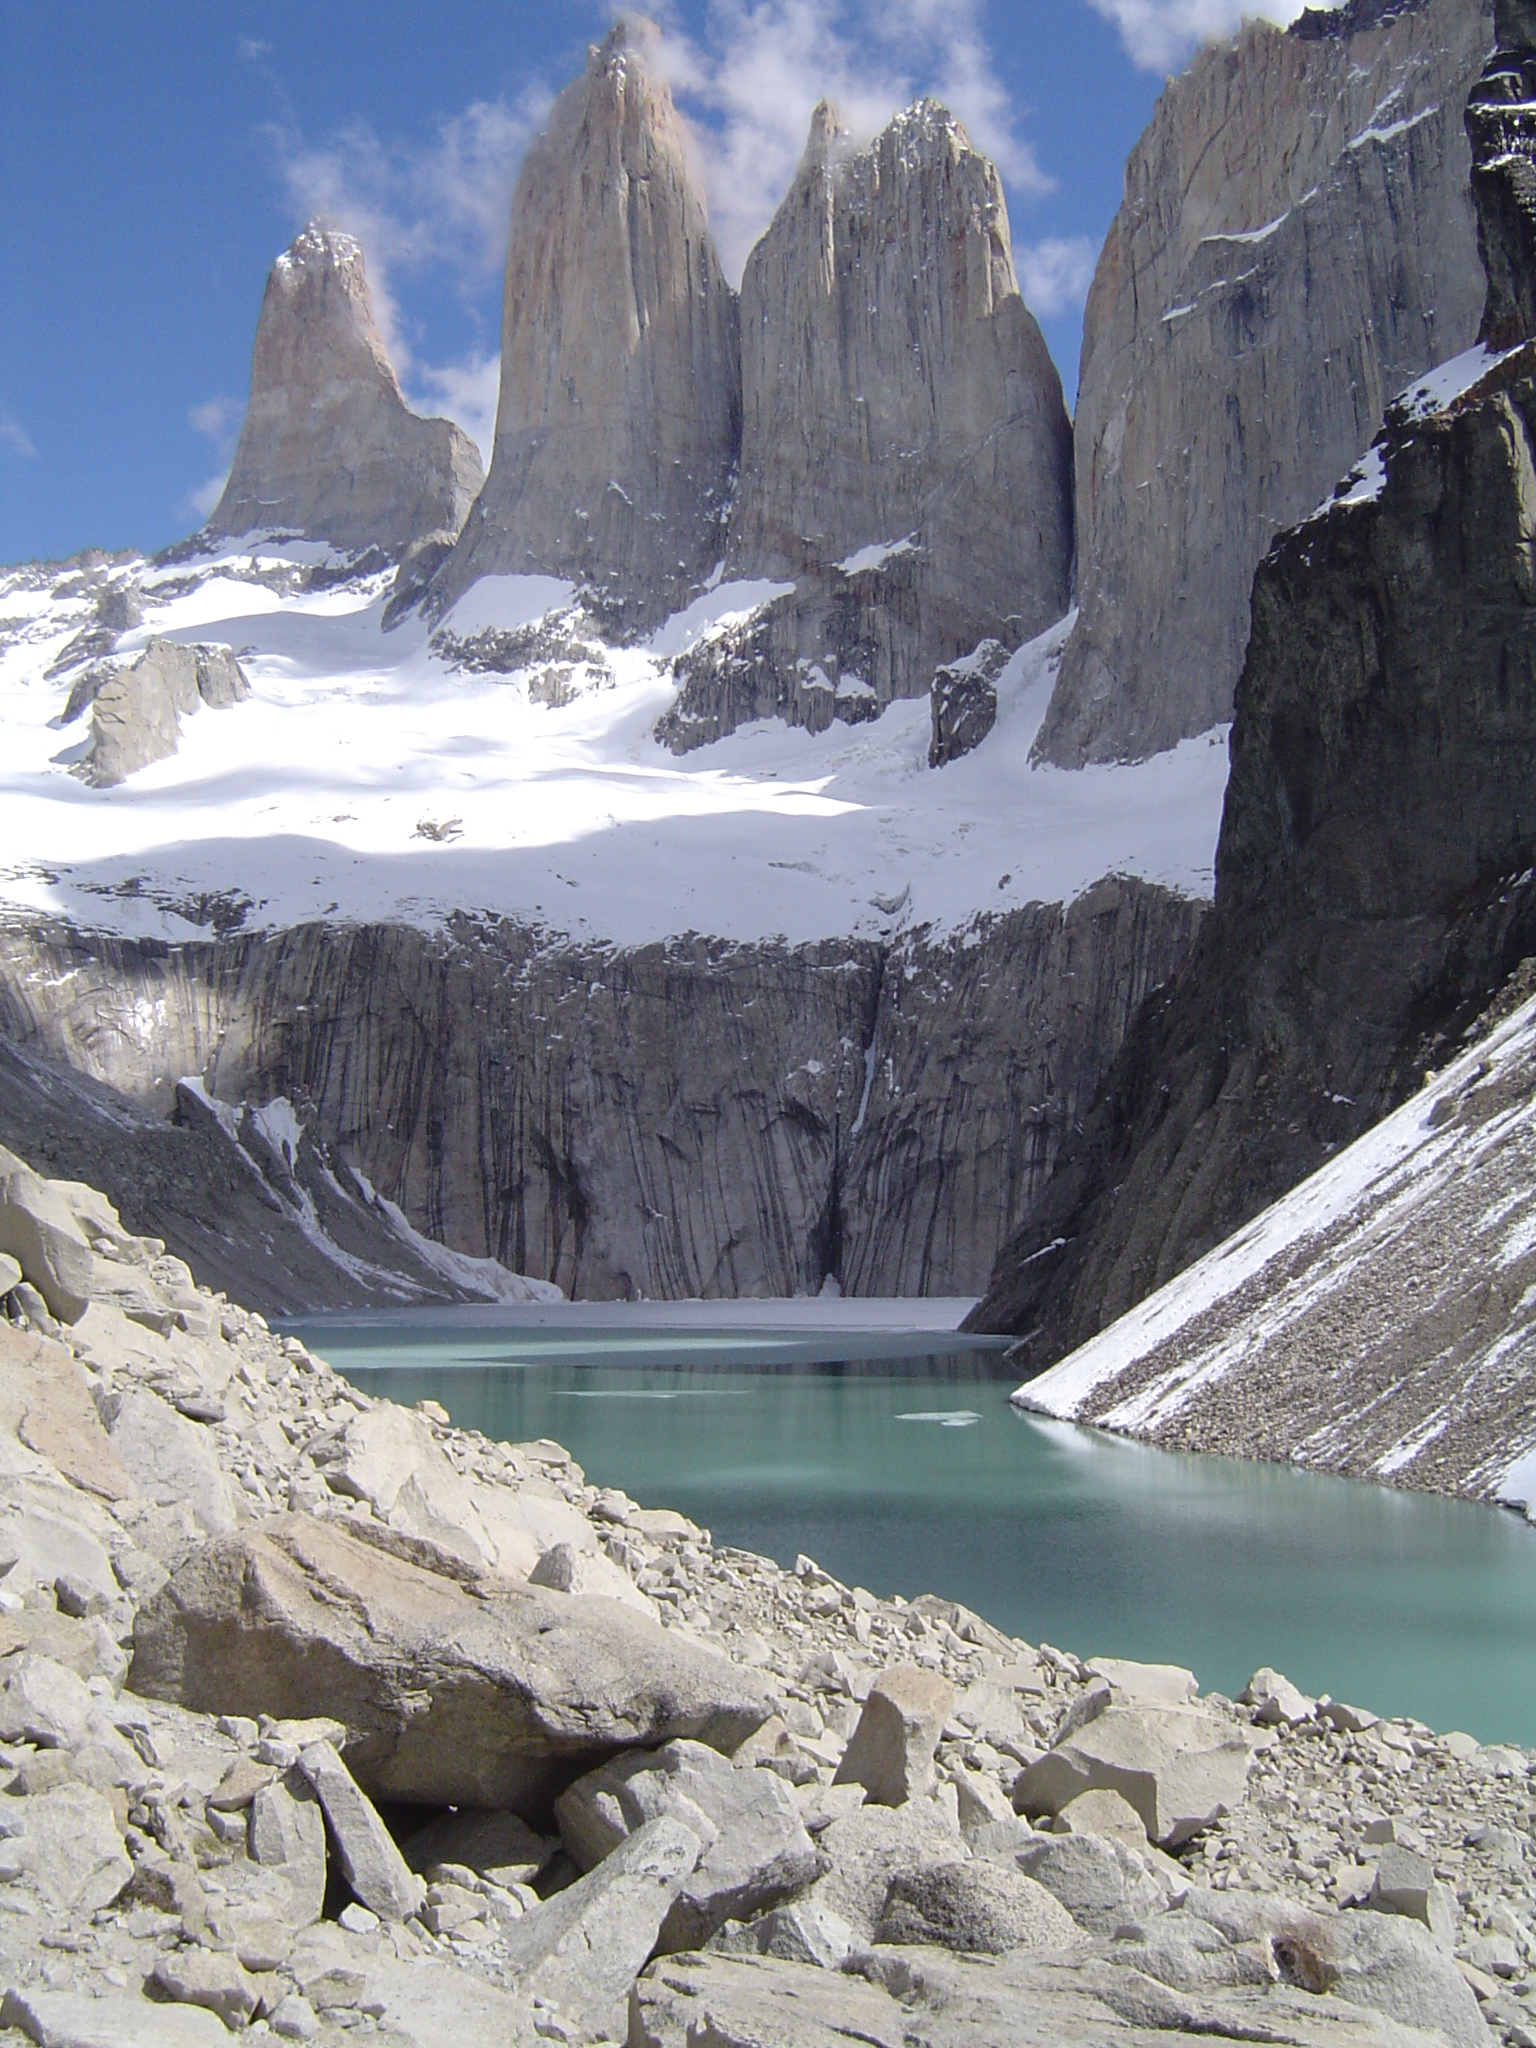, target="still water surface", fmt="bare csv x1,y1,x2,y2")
289,1306,1536,1748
